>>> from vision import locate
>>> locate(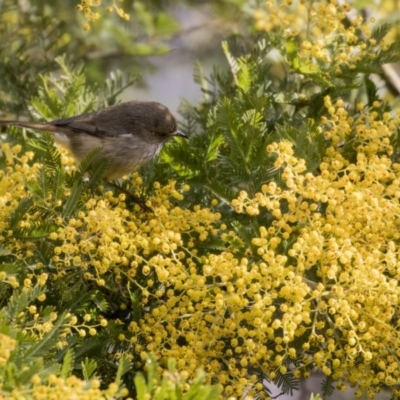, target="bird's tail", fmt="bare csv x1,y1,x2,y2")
0,120,58,133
